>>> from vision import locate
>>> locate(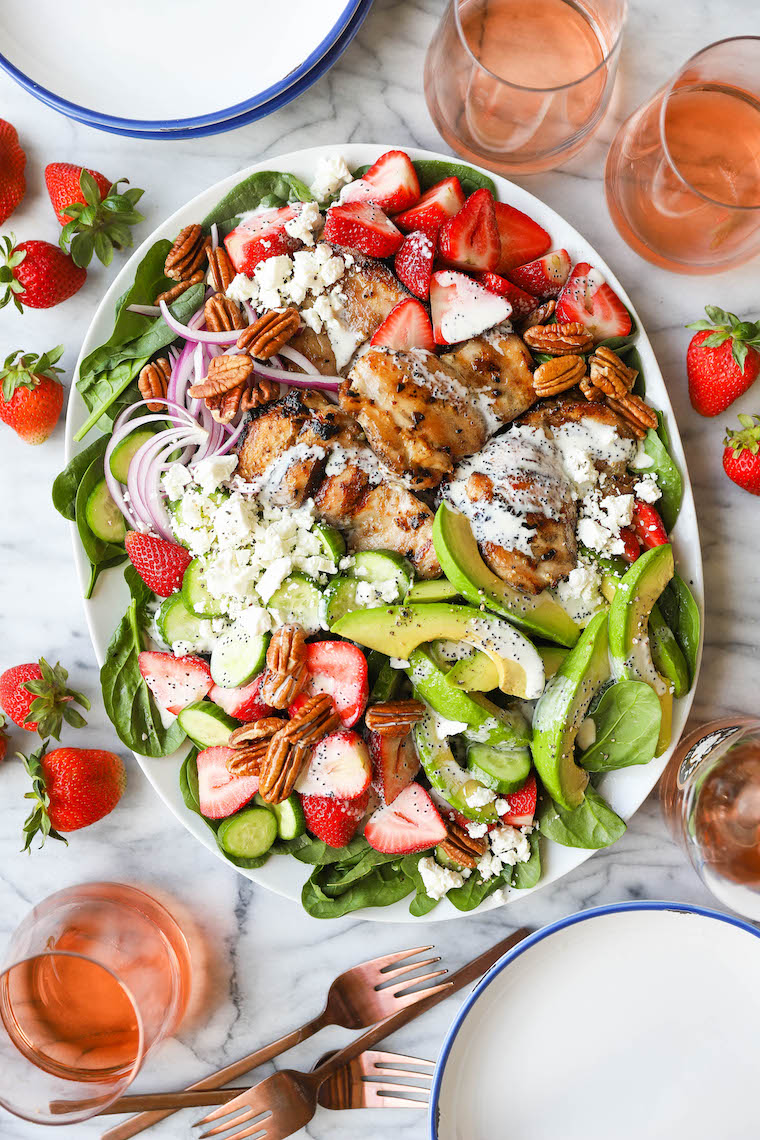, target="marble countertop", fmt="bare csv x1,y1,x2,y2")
2,1,760,1136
